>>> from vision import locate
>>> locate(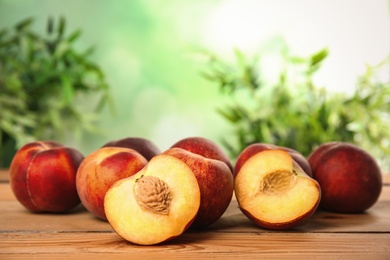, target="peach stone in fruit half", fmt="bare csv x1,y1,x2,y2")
235,149,321,230
104,154,201,245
